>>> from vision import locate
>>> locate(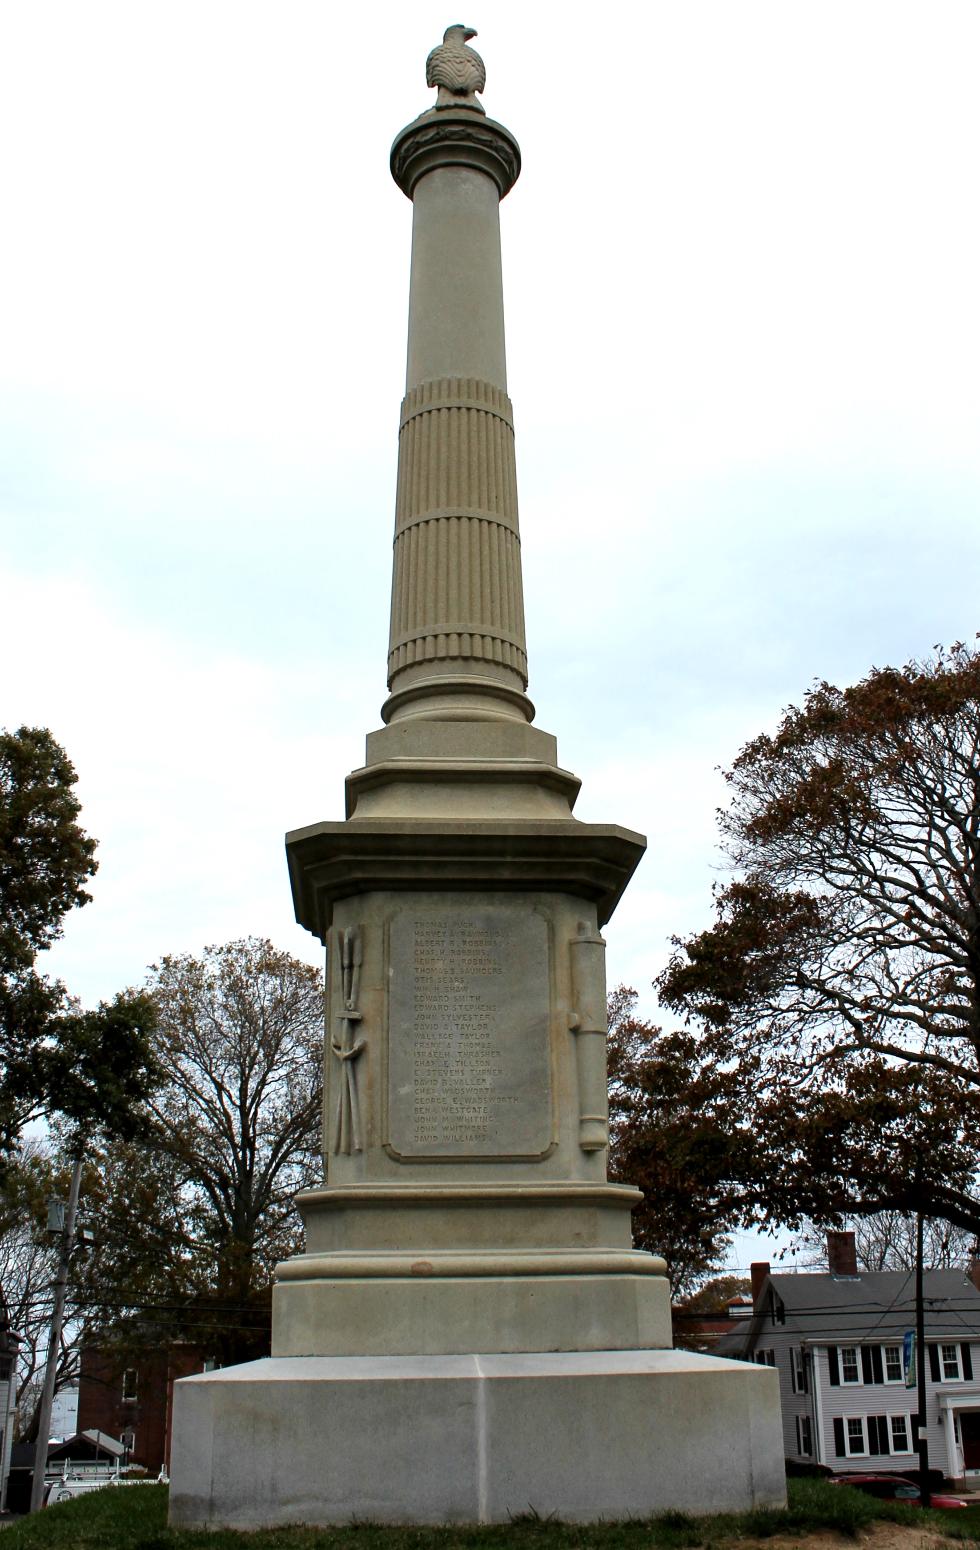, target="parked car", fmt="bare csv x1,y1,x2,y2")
830,1473,968,1509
